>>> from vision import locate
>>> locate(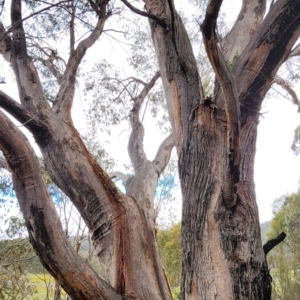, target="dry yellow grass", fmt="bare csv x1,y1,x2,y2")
27,273,67,300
